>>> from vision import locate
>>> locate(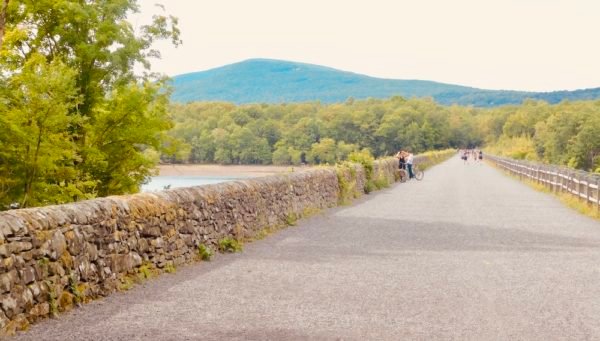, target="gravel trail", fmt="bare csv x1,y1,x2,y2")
14,156,600,340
